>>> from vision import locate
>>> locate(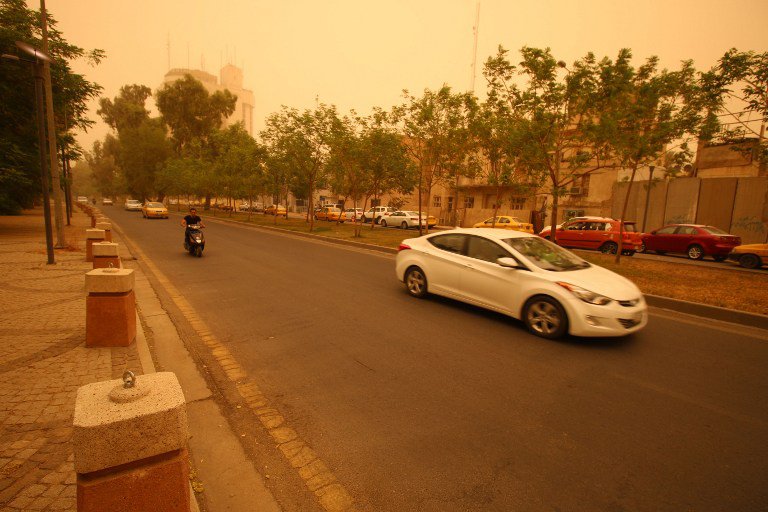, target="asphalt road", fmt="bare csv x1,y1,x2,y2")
108,207,768,512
